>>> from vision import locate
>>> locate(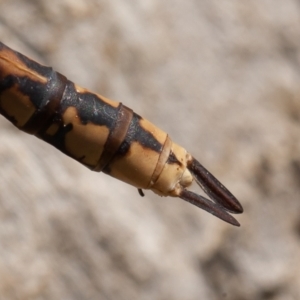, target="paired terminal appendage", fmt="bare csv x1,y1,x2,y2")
180,155,243,226
147,151,243,227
